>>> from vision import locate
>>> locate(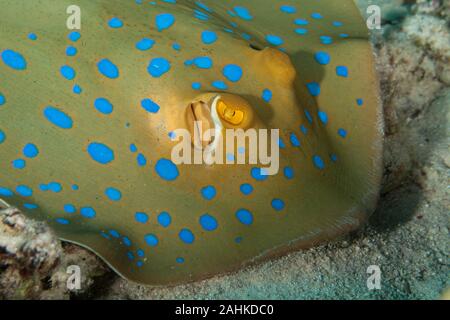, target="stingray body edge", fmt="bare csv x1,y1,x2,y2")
0,0,383,285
